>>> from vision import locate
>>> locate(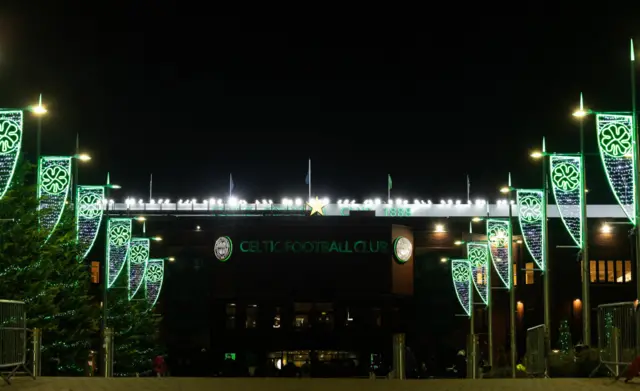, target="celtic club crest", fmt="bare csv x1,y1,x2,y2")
79,192,103,219
0,120,20,154
41,164,70,194
146,263,163,283
468,246,486,268
214,236,232,261
600,123,632,157
488,224,508,247
109,224,130,246
129,243,149,264
452,263,469,282
551,162,579,192
519,194,542,223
